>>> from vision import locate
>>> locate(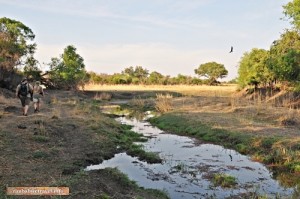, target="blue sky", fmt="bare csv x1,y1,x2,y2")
0,0,291,80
